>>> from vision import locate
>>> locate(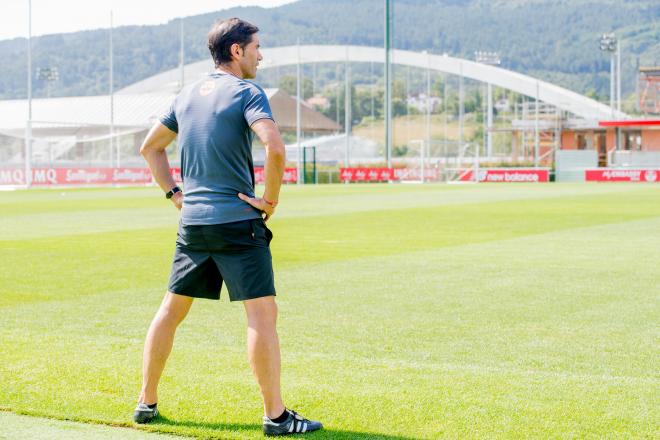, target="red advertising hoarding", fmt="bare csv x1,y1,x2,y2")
254,167,298,184
340,168,396,182
0,167,159,186
170,167,182,183
0,166,300,186
585,169,659,182
393,168,440,181
459,168,550,183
